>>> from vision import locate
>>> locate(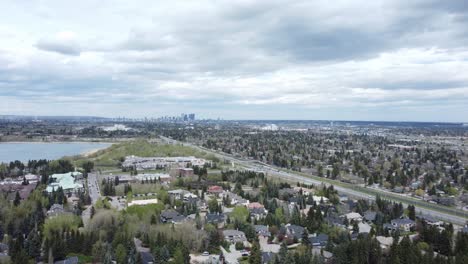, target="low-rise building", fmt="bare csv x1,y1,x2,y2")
223,229,247,243
46,172,84,194
376,236,393,252
282,224,305,241
208,185,223,196
389,218,415,232
363,210,377,223
170,167,195,178
342,212,363,223
160,210,186,224
47,203,65,217
205,213,226,227
123,156,206,170
254,225,271,237
309,233,329,247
